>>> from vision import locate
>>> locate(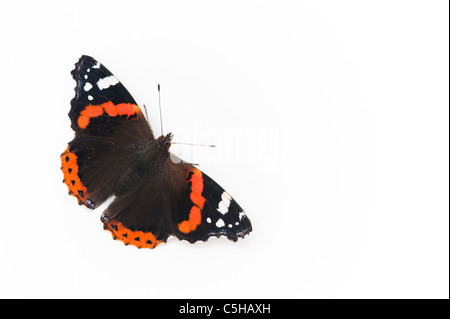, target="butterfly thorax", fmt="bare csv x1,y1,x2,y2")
115,133,173,195
156,133,173,152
